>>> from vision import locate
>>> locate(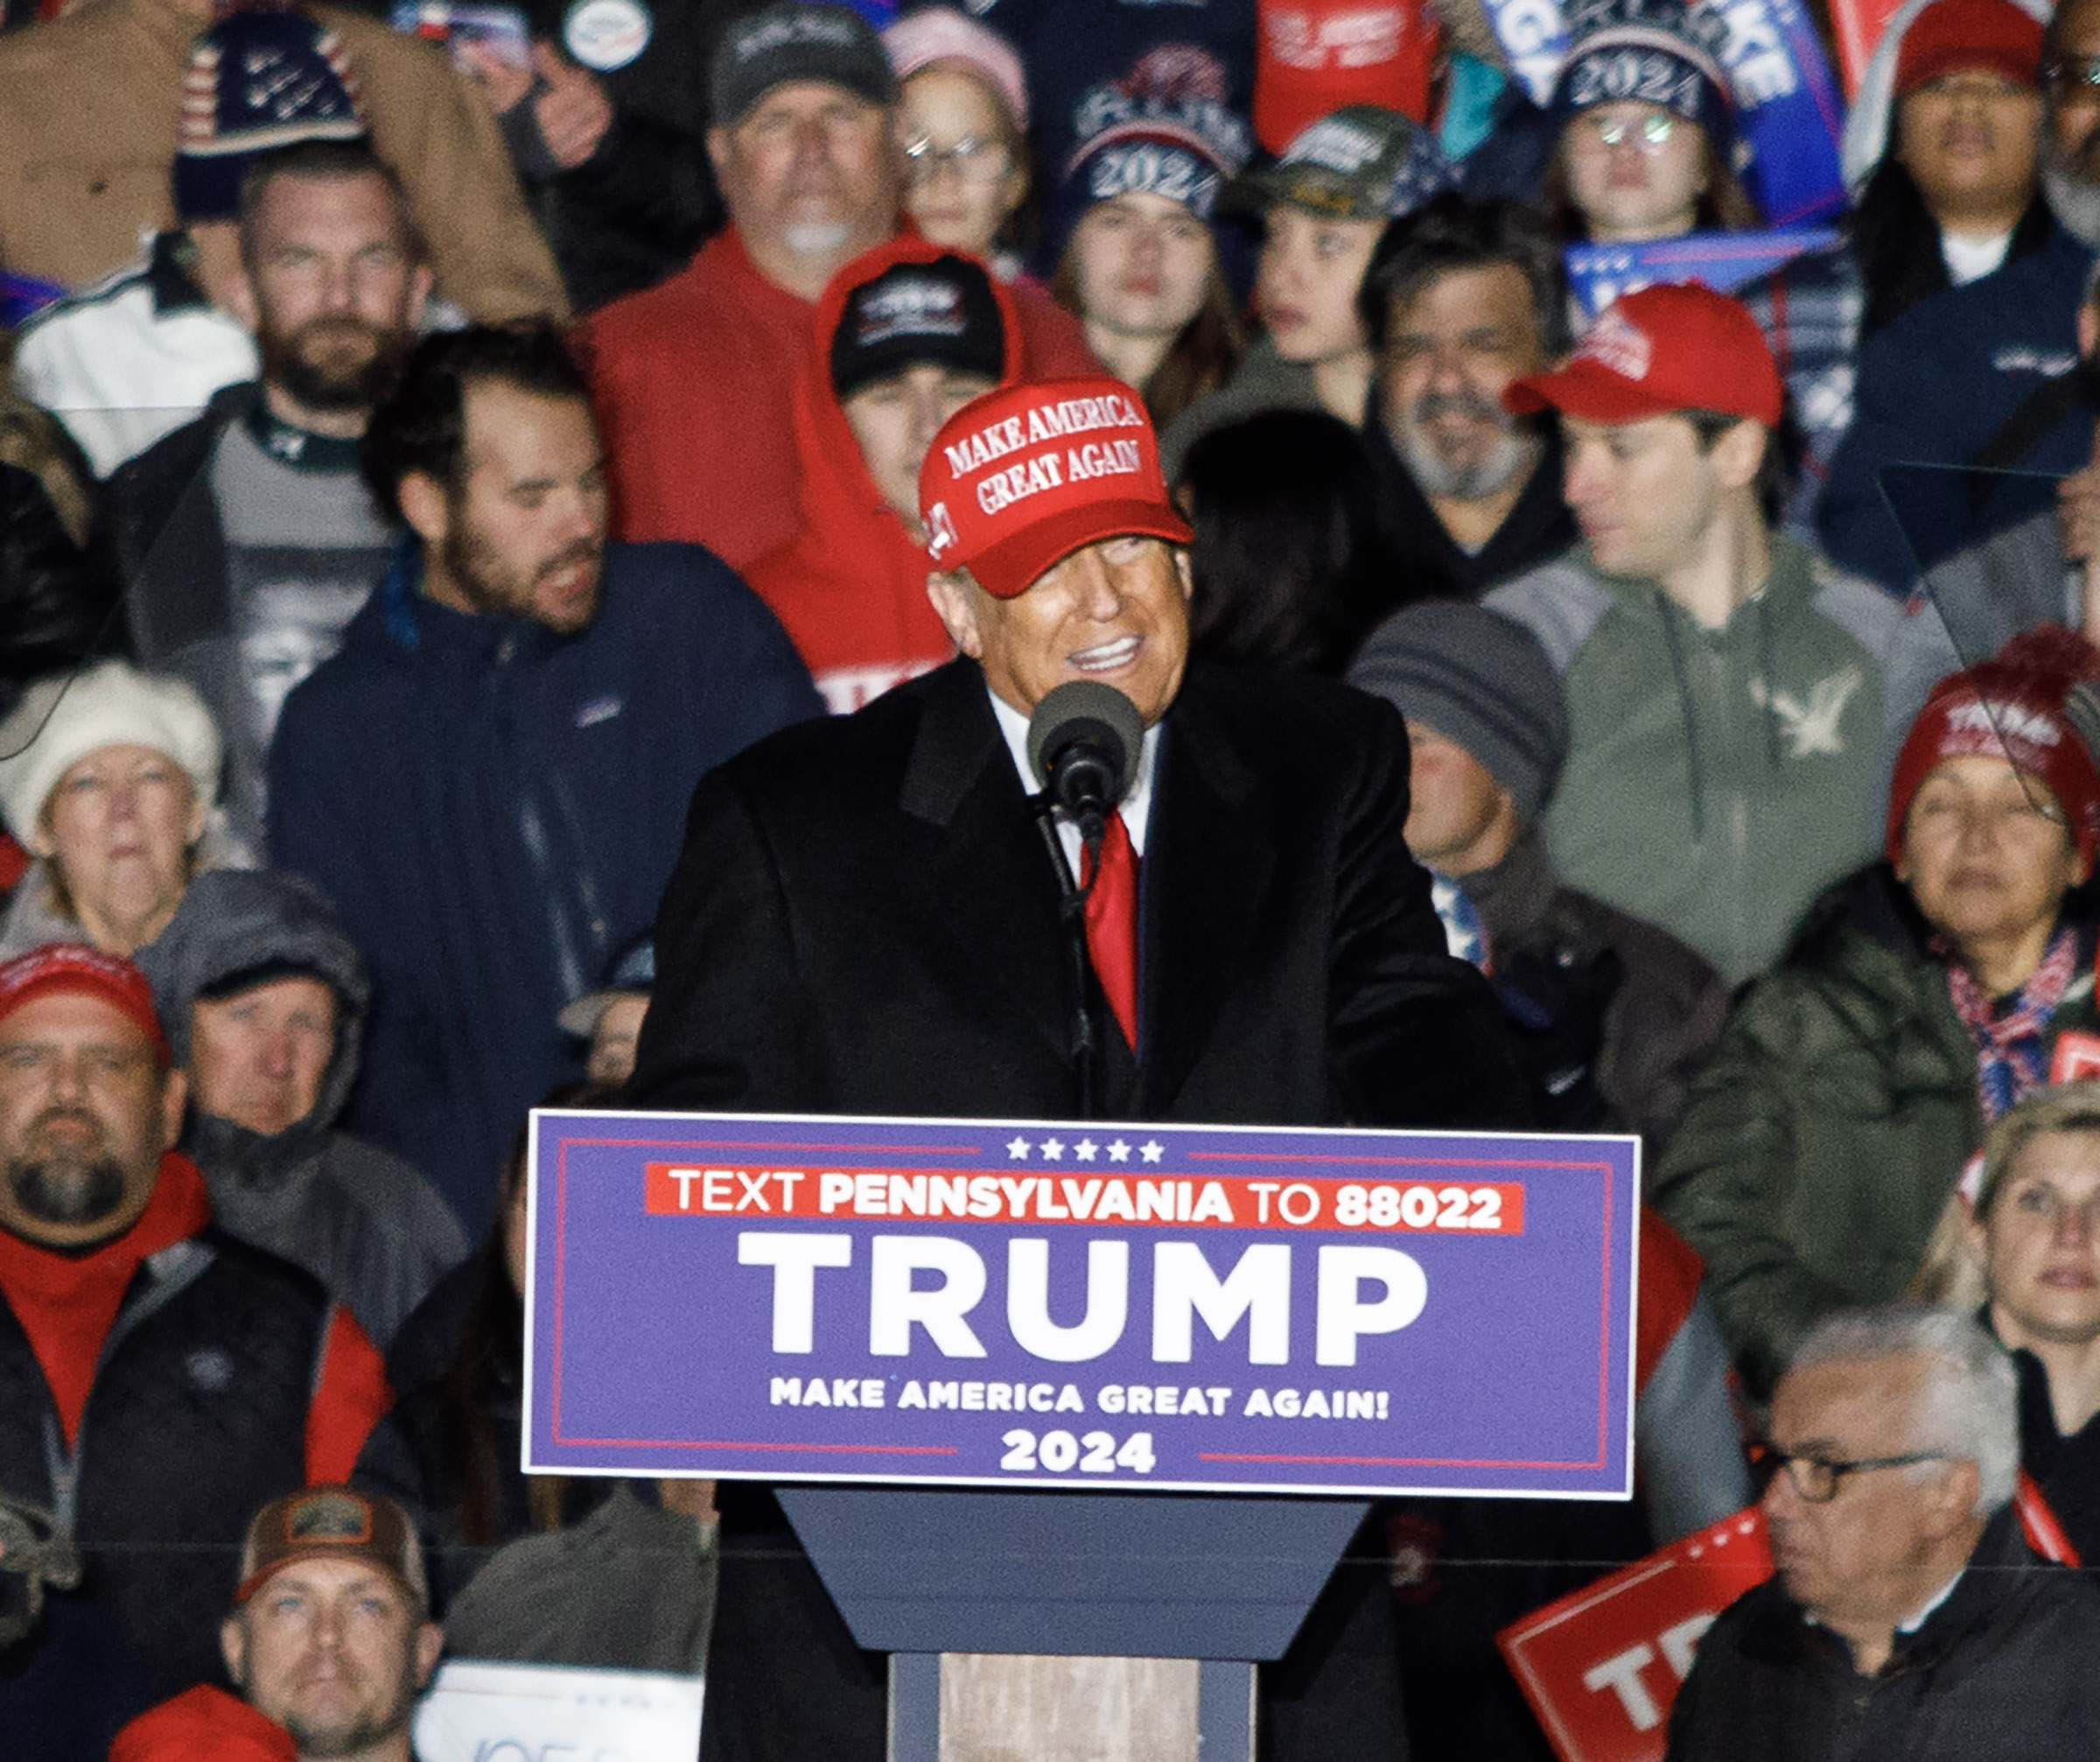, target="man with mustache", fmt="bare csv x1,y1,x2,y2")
110,1486,442,1762
1356,194,1580,605
104,138,430,857
0,944,392,1760
270,322,820,1231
